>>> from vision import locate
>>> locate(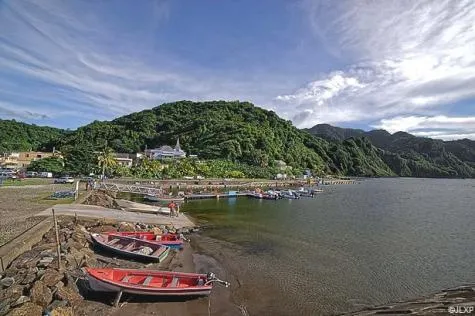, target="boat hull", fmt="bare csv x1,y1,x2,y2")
85,268,213,297
247,193,278,200
105,232,184,249
91,233,170,262
144,195,185,203
280,194,299,199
